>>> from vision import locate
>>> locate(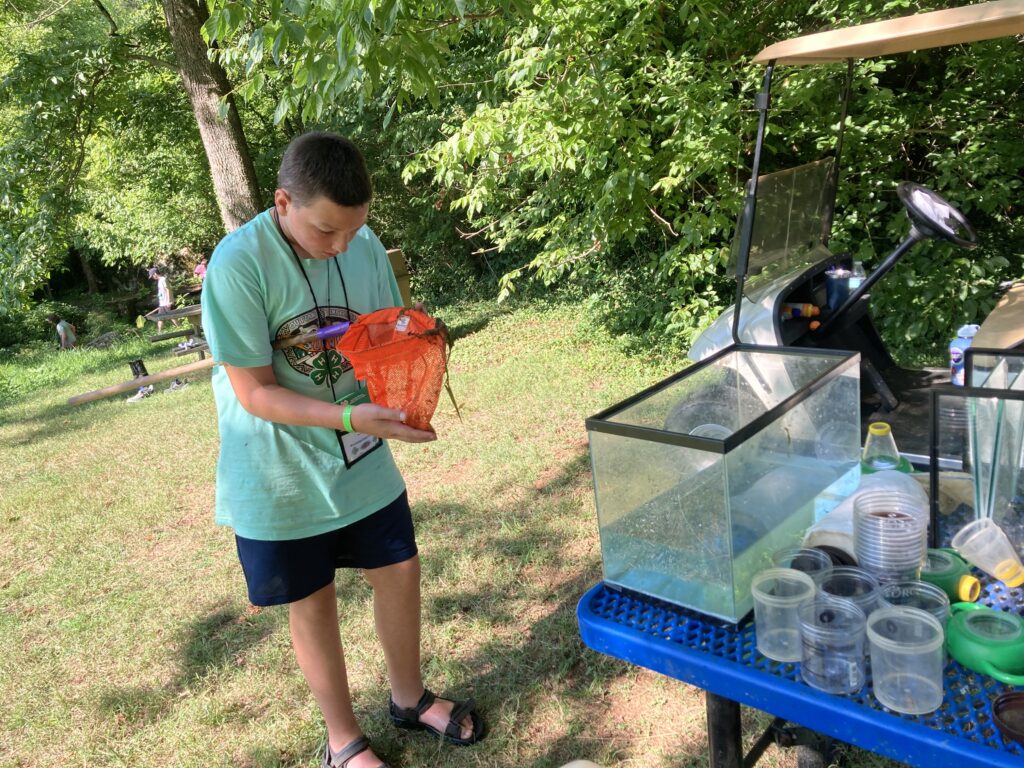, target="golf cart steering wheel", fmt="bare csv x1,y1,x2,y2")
897,182,977,248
